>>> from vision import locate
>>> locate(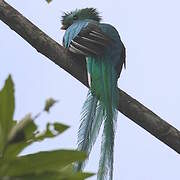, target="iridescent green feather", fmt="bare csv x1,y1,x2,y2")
75,87,105,172
87,56,118,180
75,90,98,171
